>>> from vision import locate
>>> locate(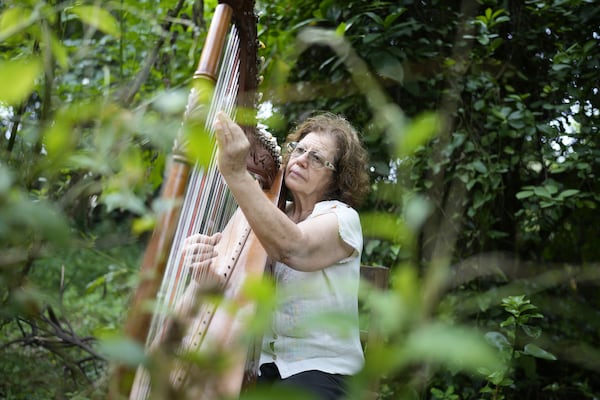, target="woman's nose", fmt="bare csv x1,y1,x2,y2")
294,151,310,166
